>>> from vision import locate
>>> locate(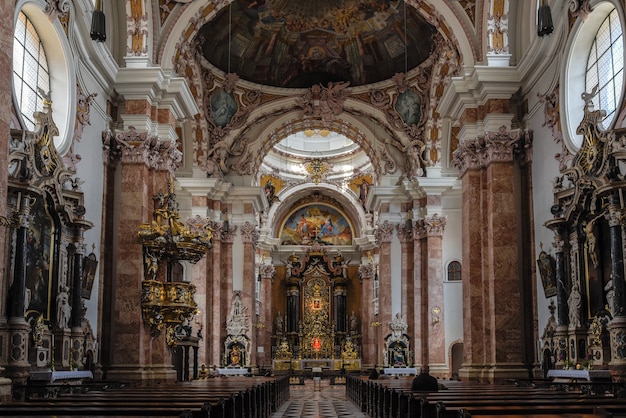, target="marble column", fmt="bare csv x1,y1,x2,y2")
70,243,84,329
100,129,179,383
411,226,424,366
220,224,236,365
424,214,446,368
259,263,274,367
608,196,626,317
397,222,414,344
5,194,34,380
358,255,376,367
206,215,223,367
453,130,529,382
456,163,485,381
607,195,626,380
8,195,32,320
334,285,347,333
240,221,259,367
375,220,395,363
552,228,568,327
286,285,300,334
